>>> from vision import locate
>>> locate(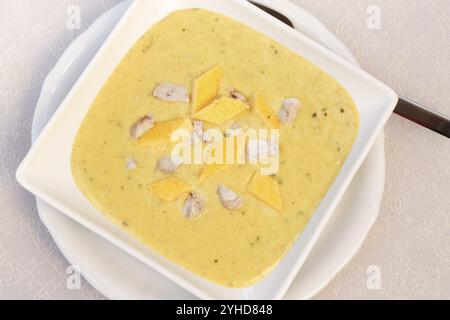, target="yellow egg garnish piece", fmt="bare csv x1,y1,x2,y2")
149,177,192,202
192,97,249,125
138,119,192,145
251,93,280,129
199,164,229,180
192,64,224,113
247,172,282,211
